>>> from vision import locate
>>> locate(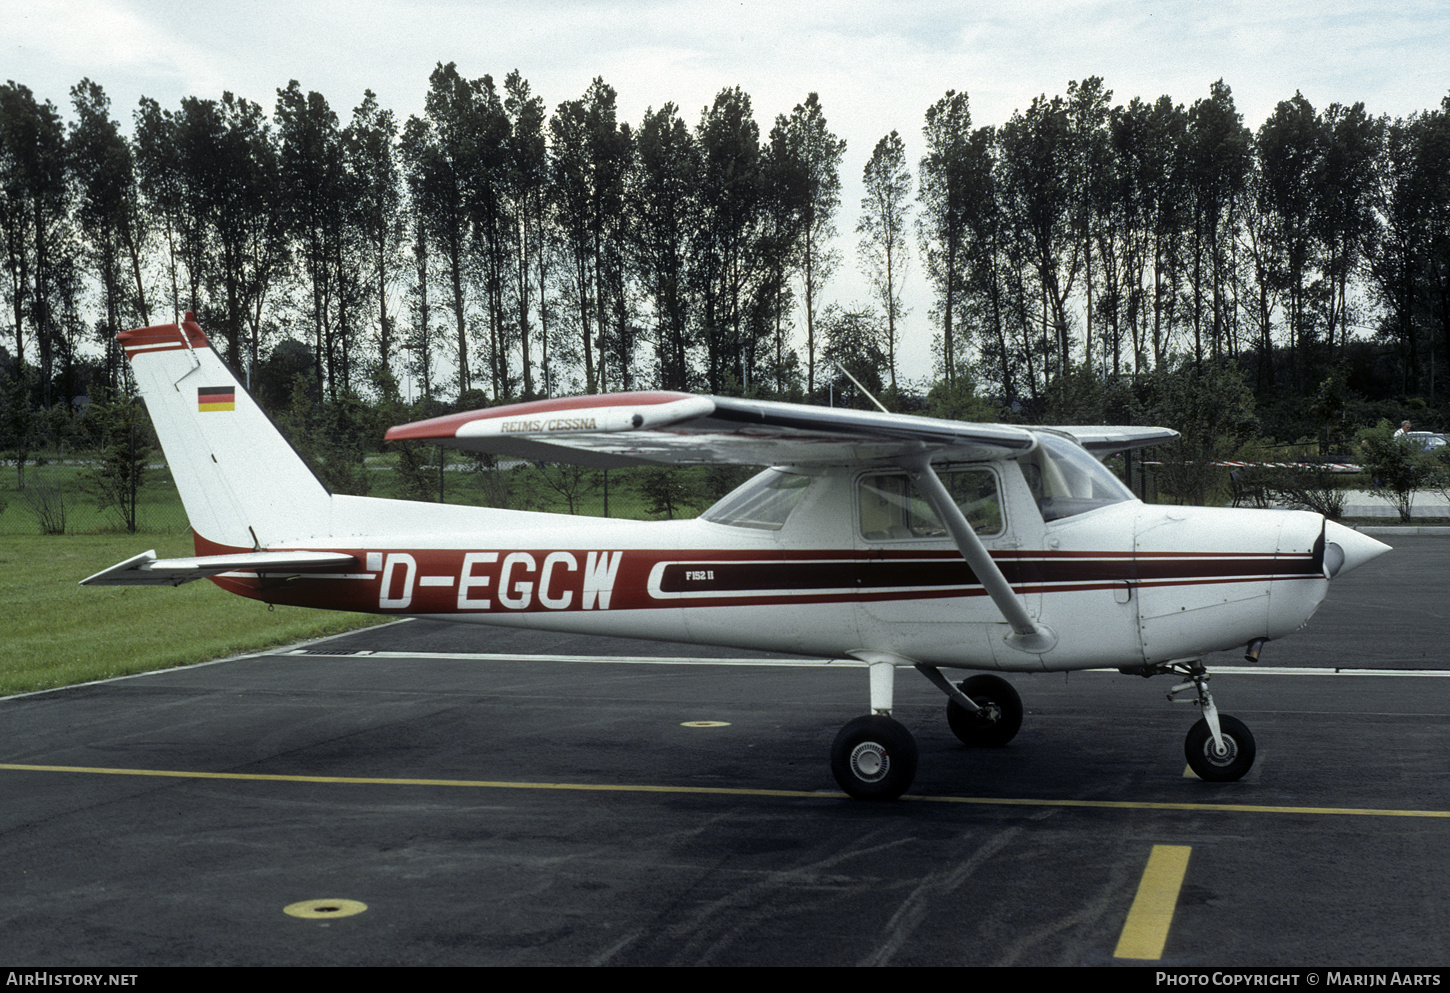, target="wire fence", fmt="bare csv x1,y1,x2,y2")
3,431,1393,539
0,448,755,537
0,456,190,536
